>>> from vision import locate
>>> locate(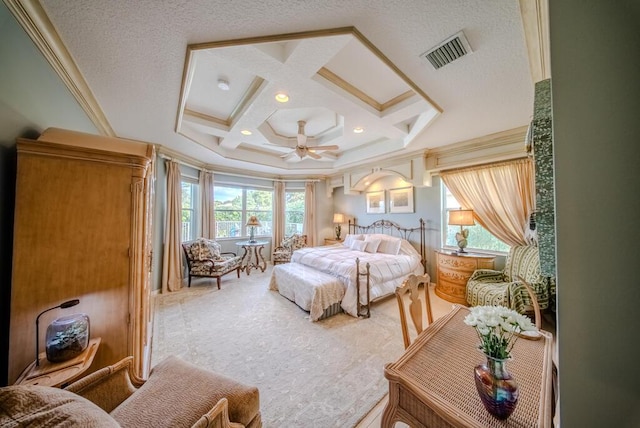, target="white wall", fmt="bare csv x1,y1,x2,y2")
550,2,640,426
